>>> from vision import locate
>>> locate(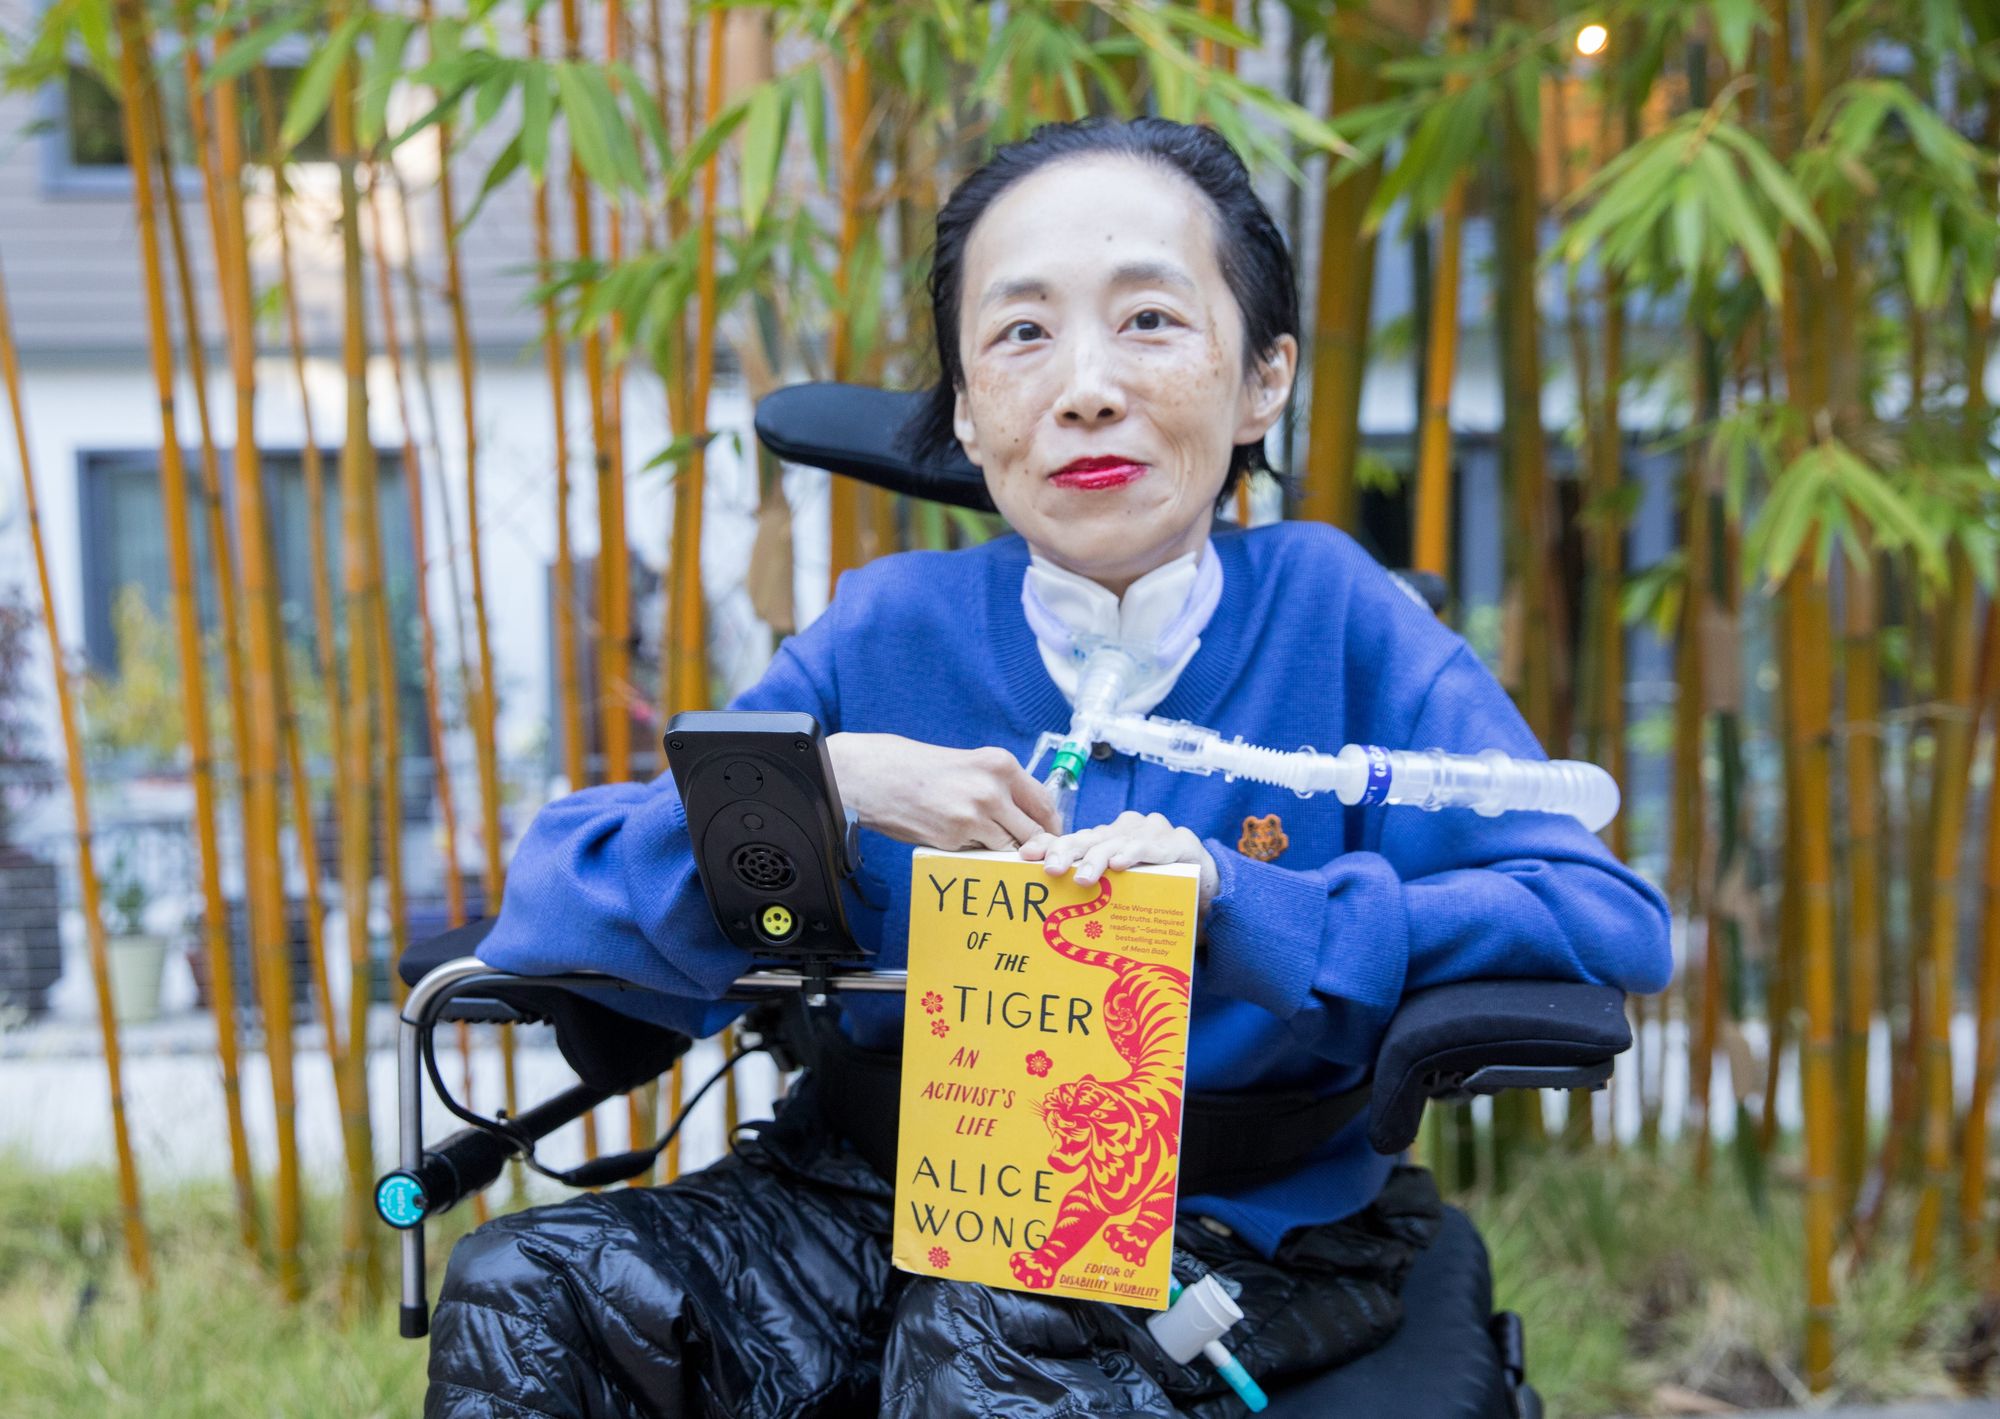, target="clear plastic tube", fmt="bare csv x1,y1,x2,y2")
1024,645,1624,834
1036,644,1143,834
1094,715,1620,832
